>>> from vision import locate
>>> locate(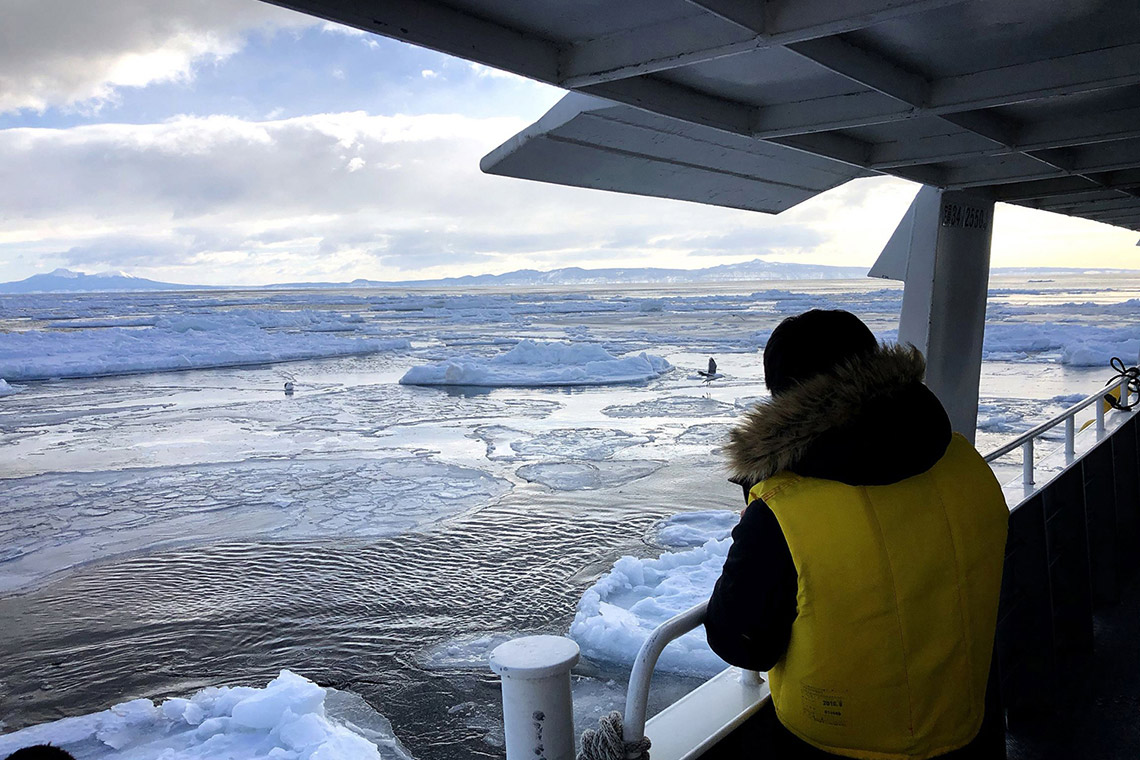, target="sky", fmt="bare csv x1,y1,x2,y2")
0,0,1137,286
